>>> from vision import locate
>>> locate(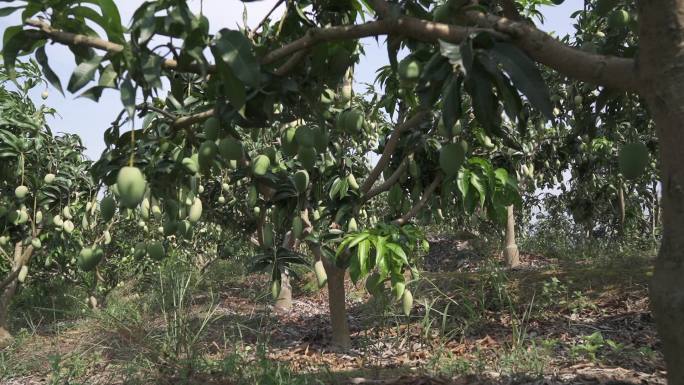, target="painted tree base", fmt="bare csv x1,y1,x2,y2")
0,327,13,349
